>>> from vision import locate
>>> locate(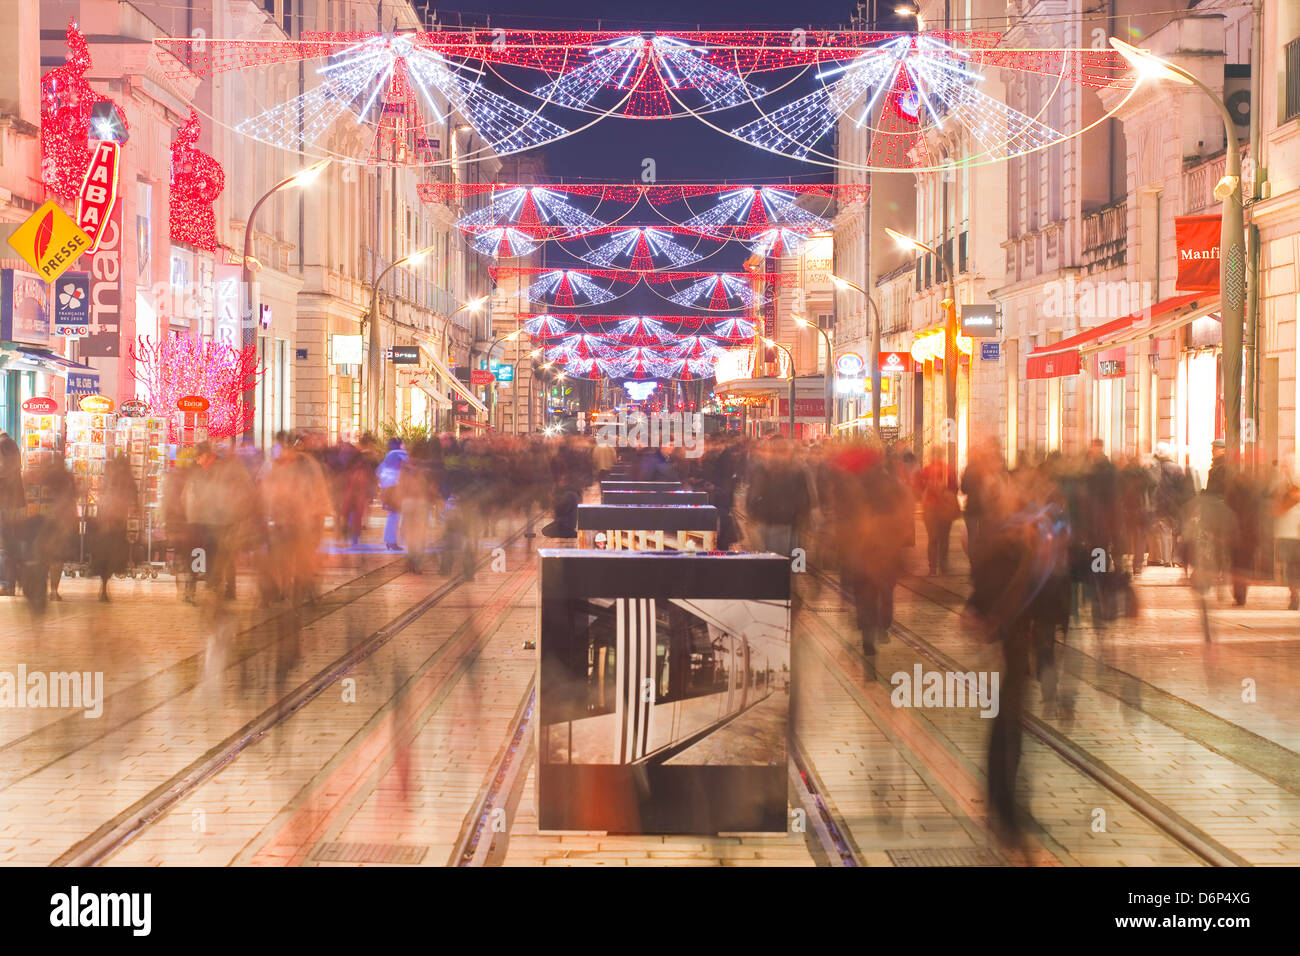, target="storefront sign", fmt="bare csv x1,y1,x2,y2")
0,269,50,346
801,234,834,293
67,372,100,404
470,369,494,386
6,201,92,284
495,364,515,383
82,199,123,357
213,263,241,348
21,396,58,414
54,273,90,337
713,347,753,385
177,395,210,413
879,351,912,374
388,345,420,365
77,142,122,253
777,397,827,418
980,342,1001,361
332,334,363,365
79,394,115,413
835,352,865,376
1175,215,1220,292
1098,358,1125,378
119,399,148,417
960,304,998,337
